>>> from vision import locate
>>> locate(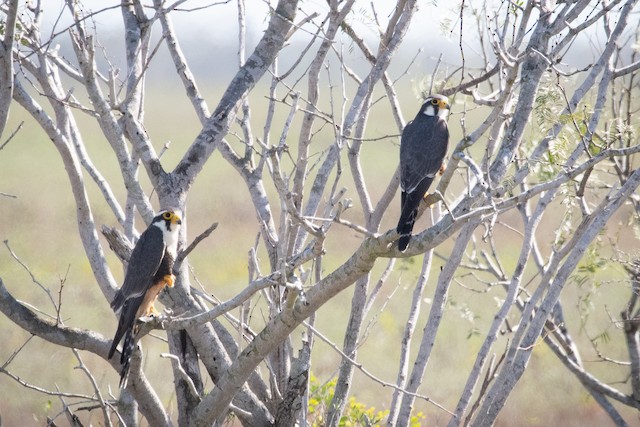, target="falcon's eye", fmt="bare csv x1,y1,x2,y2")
163,212,172,220
430,99,439,105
